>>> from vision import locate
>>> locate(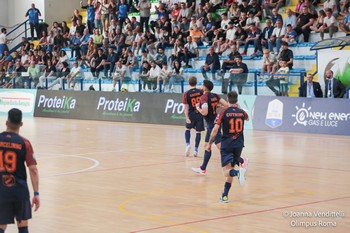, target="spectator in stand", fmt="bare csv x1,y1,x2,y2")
149,60,161,91
270,8,283,25
282,24,298,44
76,19,86,36
184,36,199,68
72,9,83,24
71,32,83,58
320,8,338,40
153,47,167,69
202,13,217,45
94,1,103,34
220,44,241,79
159,63,172,92
339,6,350,35
117,0,129,28
341,0,350,16
249,0,262,20
217,21,236,54
169,60,184,93
86,37,98,61
261,19,274,50
90,48,106,78
239,0,250,14
246,11,260,28
233,25,248,49
38,59,56,89
323,0,338,17
27,60,41,87
180,17,190,38
201,47,220,80
178,2,191,21
299,73,323,98
112,60,127,91
137,0,151,32
25,3,41,40
151,3,169,33
264,0,285,18
0,28,13,58
261,49,277,78
12,60,27,88
190,24,205,46
170,25,184,46
283,9,297,28
67,60,83,89
228,2,241,24
266,60,289,96
227,55,248,94
0,50,13,69
147,26,163,55
239,12,249,31
324,69,346,98
140,61,151,91
278,41,293,70
101,0,110,33
242,23,262,58
268,19,285,54
295,0,304,17
294,6,315,42
80,0,96,34
125,49,138,77
103,46,118,78
310,9,326,34
195,3,206,22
